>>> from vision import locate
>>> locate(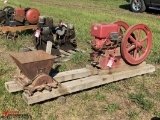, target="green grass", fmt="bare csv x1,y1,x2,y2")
0,61,12,76
81,92,90,101
102,103,121,113
126,110,139,120
154,111,160,118
128,93,154,111
0,0,160,120
94,91,106,101
102,83,120,92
